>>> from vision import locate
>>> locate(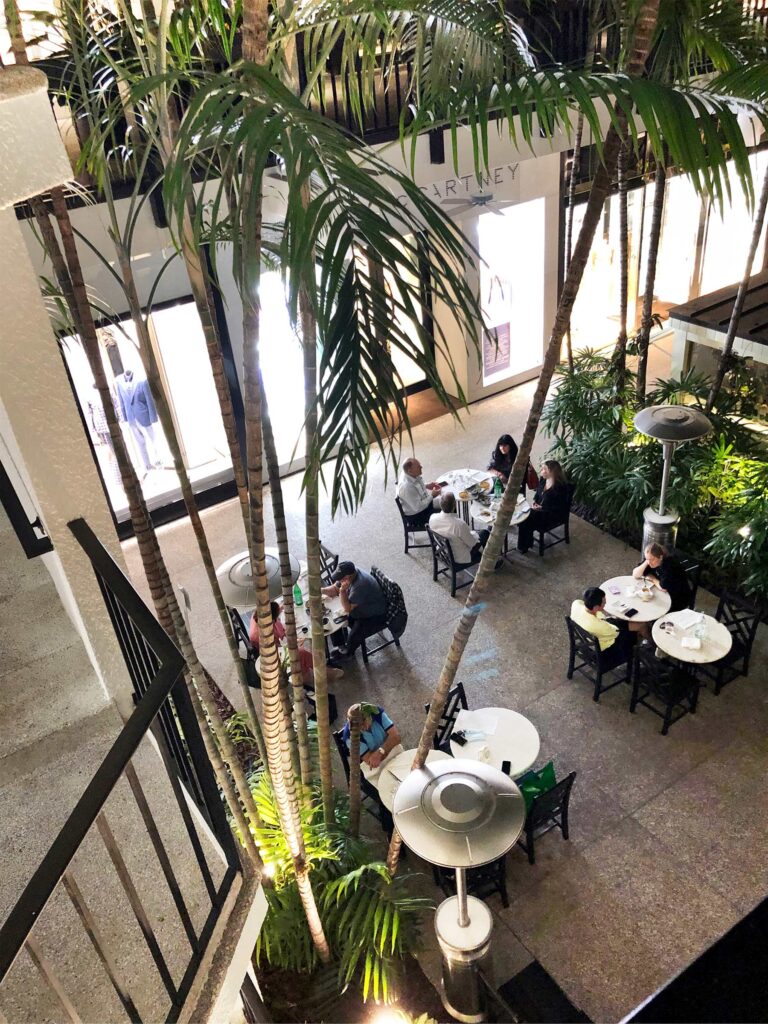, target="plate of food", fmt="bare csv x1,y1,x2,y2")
478,479,491,492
